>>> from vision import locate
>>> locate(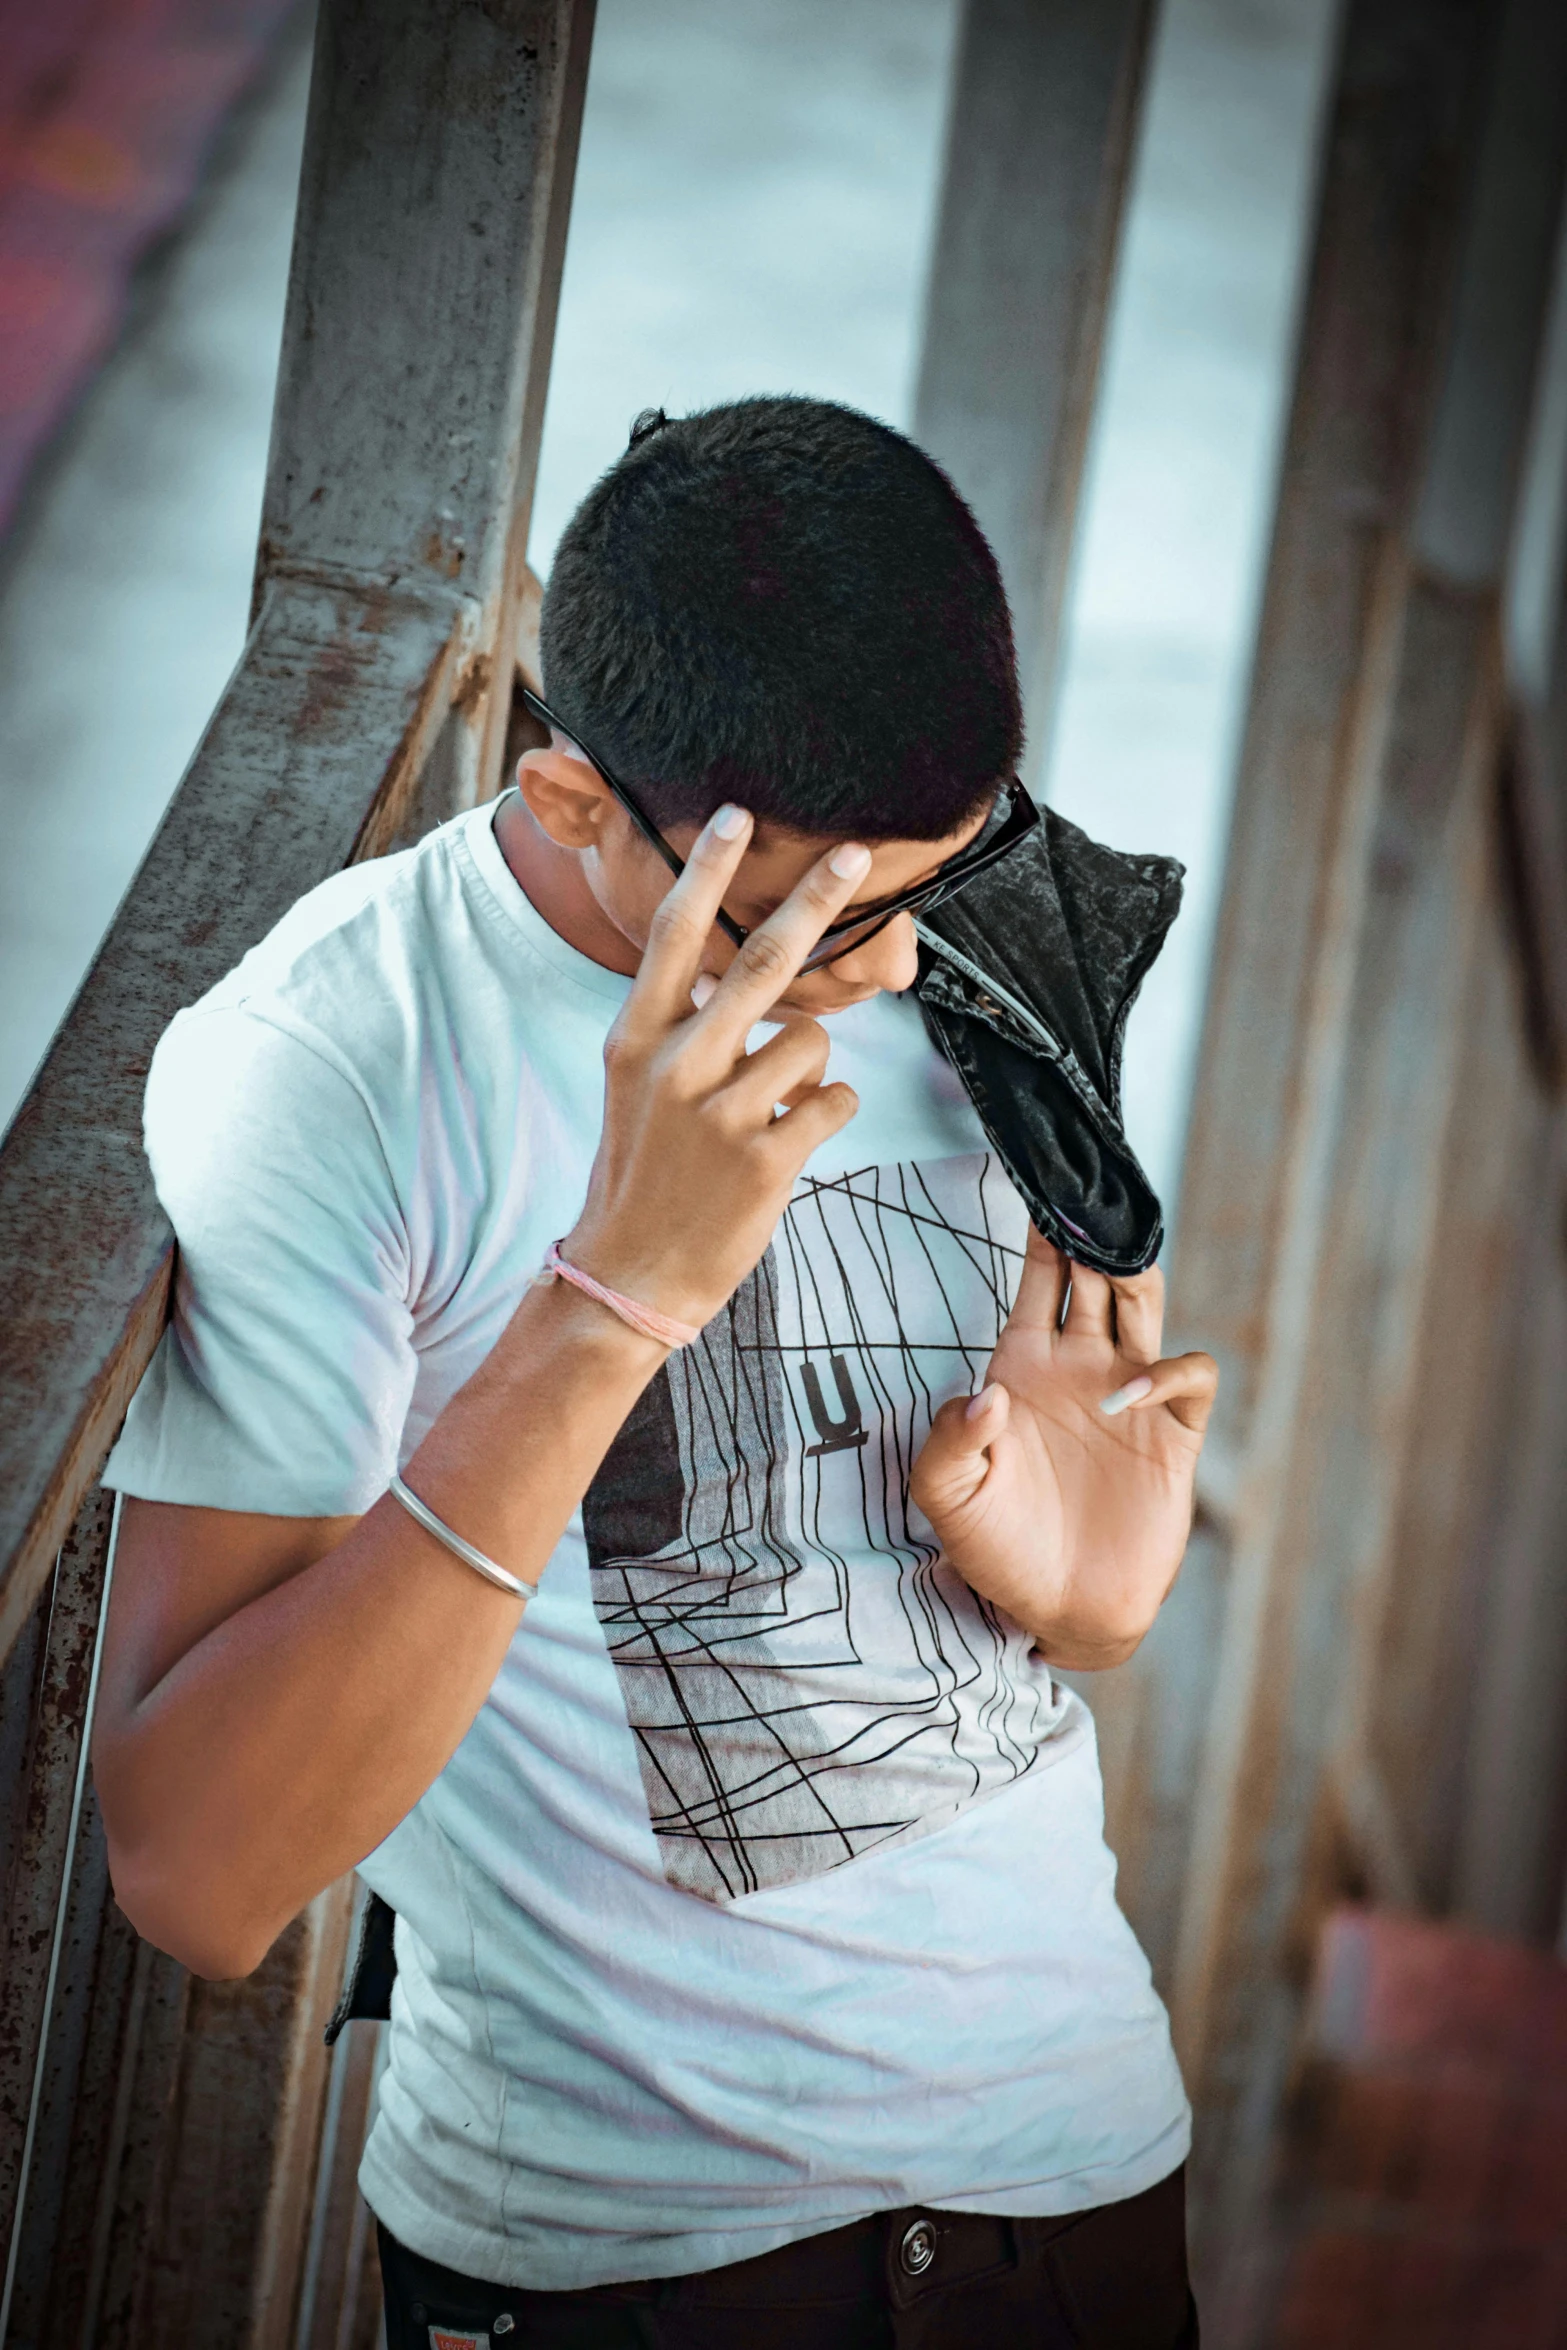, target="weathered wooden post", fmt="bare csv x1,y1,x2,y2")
1446,218,1567,1947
